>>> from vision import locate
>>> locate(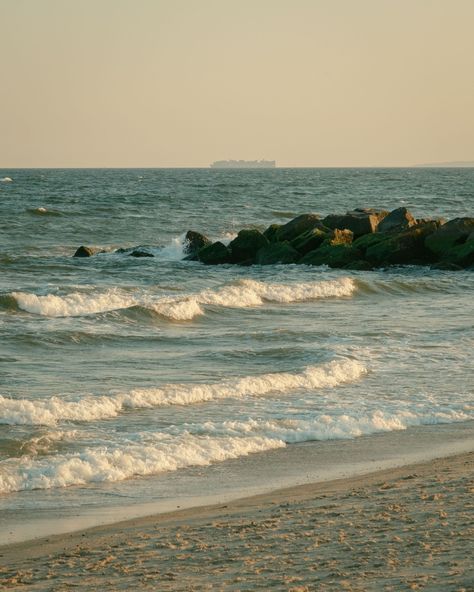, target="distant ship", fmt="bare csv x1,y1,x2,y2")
210,159,276,169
